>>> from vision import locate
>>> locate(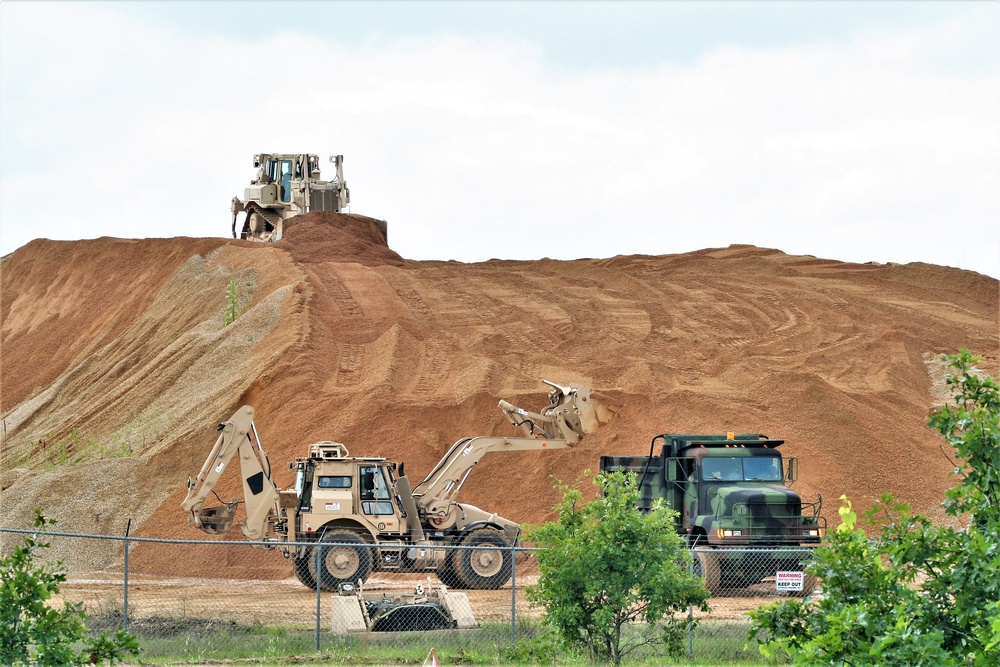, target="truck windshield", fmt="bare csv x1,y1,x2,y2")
702,457,782,482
